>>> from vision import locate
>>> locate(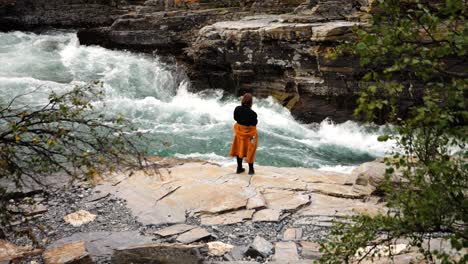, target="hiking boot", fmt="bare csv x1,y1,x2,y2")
236,168,245,174
248,163,255,175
